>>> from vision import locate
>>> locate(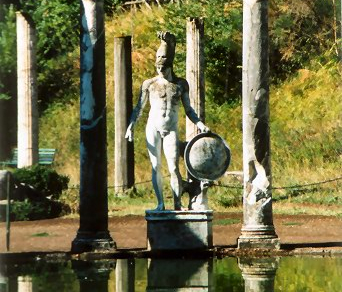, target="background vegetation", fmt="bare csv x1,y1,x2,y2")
0,0,341,217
